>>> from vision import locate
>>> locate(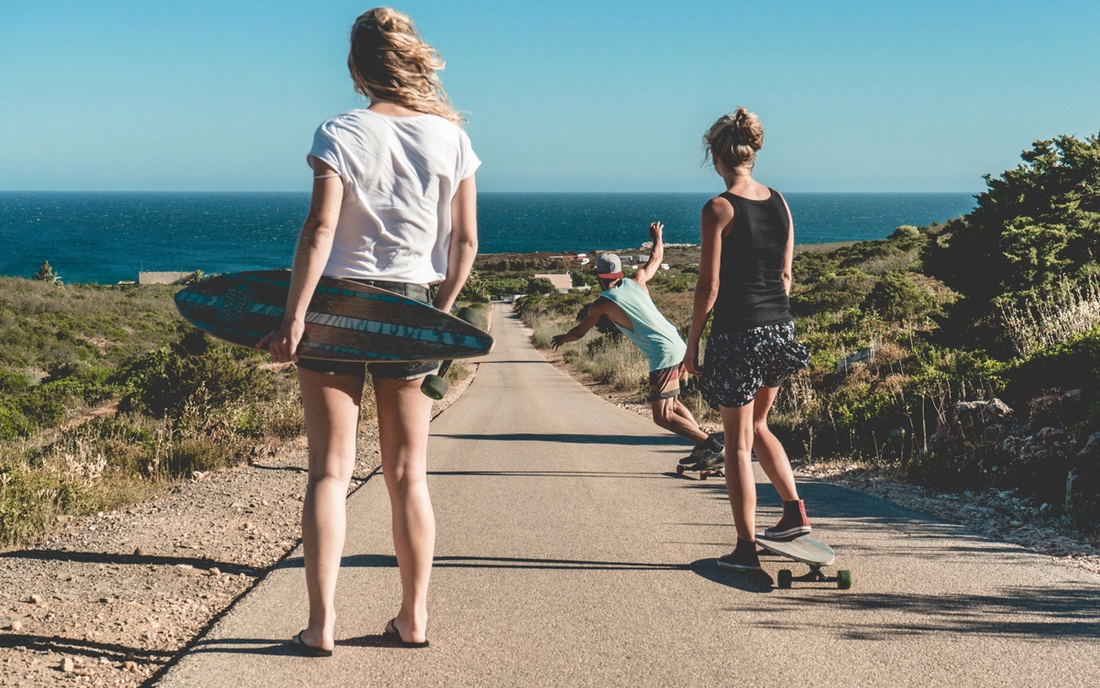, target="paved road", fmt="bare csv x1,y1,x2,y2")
160,305,1100,687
